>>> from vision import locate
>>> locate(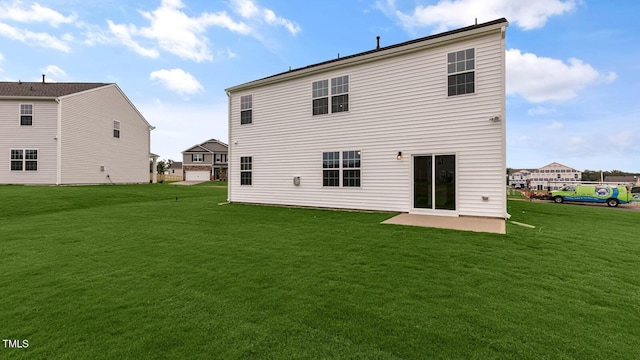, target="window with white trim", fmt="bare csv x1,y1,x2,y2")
241,95,252,124
447,49,475,96
322,152,339,187
331,76,349,113
322,150,360,187
312,80,328,115
10,149,37,171
313,75,349,115
192,153,204,162
20,104,33,126
240,156,252,185
113,120,120,138
342,150,361,187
